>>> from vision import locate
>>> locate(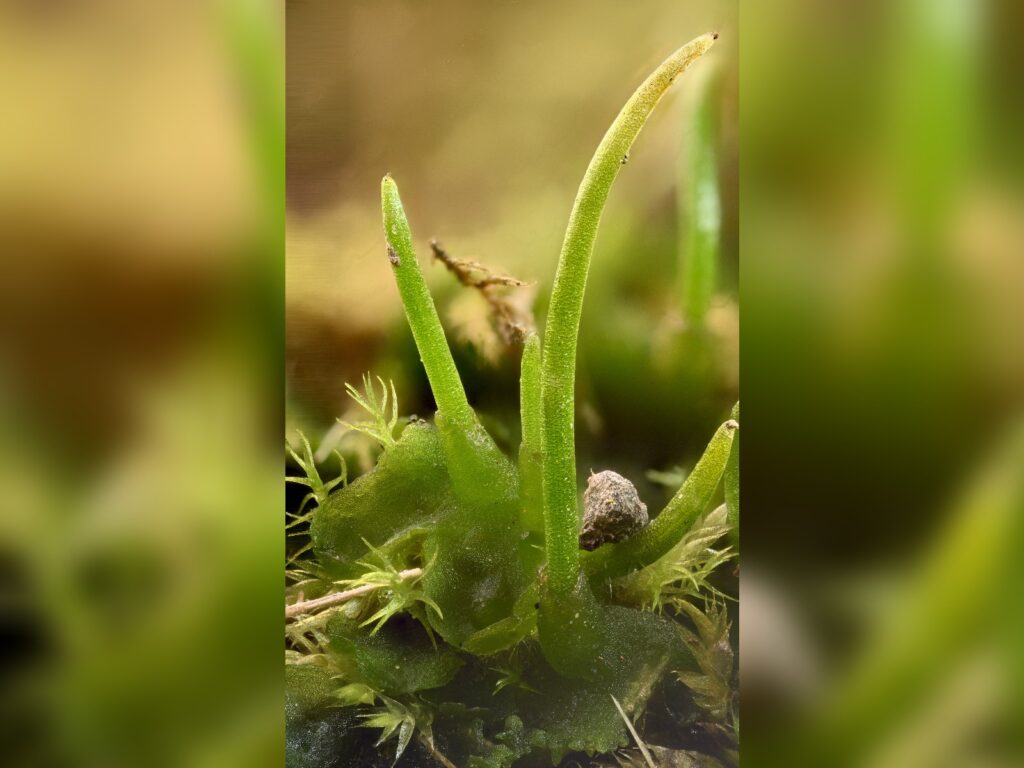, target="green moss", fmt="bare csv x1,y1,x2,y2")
328,614,463,696
310,421,450,579
288,33,736,767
